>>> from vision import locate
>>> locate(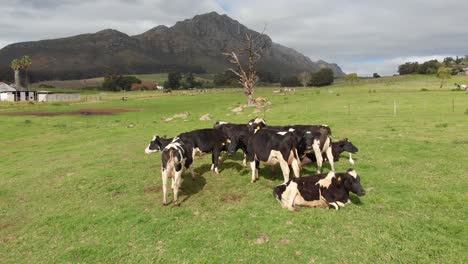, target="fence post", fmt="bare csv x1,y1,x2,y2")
452,98,455,113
